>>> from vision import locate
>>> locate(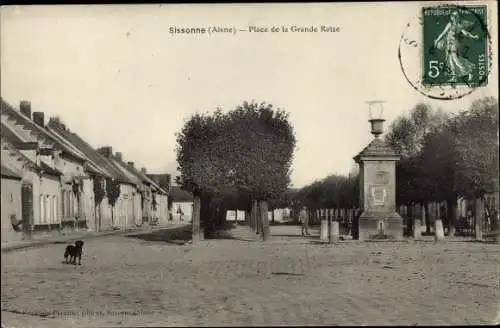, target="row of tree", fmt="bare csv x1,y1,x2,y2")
385,97,499,231
294,174,359,212
175,101,296,241
175,97,497,240
293,97,498,231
